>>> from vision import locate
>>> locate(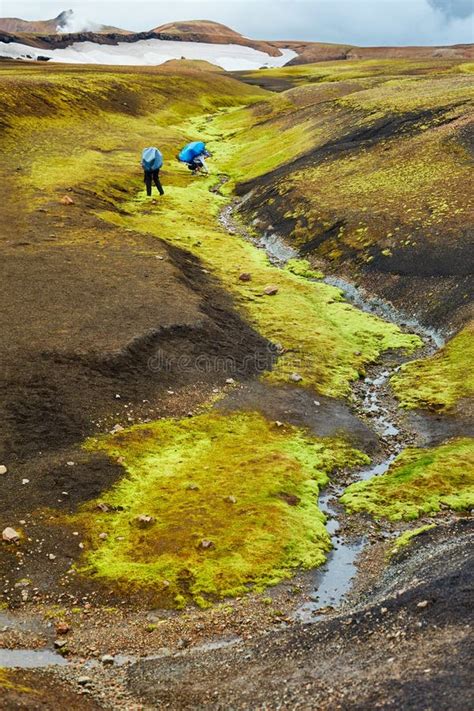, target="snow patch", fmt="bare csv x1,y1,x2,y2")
0,38,296,71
